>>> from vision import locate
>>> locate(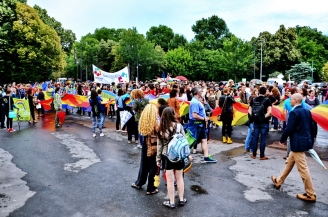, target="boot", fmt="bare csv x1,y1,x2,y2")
222,136,227,143
227,137,233,144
